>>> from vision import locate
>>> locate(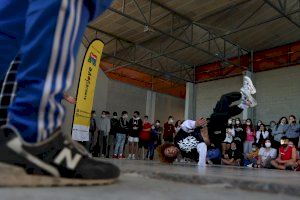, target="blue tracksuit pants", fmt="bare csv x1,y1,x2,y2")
0,0,112,142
